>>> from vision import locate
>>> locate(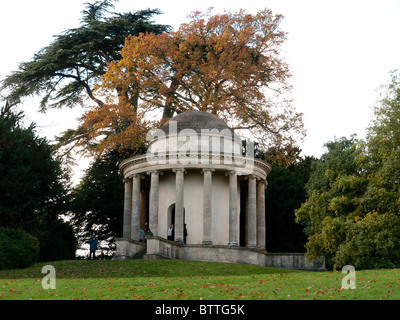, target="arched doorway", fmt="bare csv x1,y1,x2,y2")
167,203,185,241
